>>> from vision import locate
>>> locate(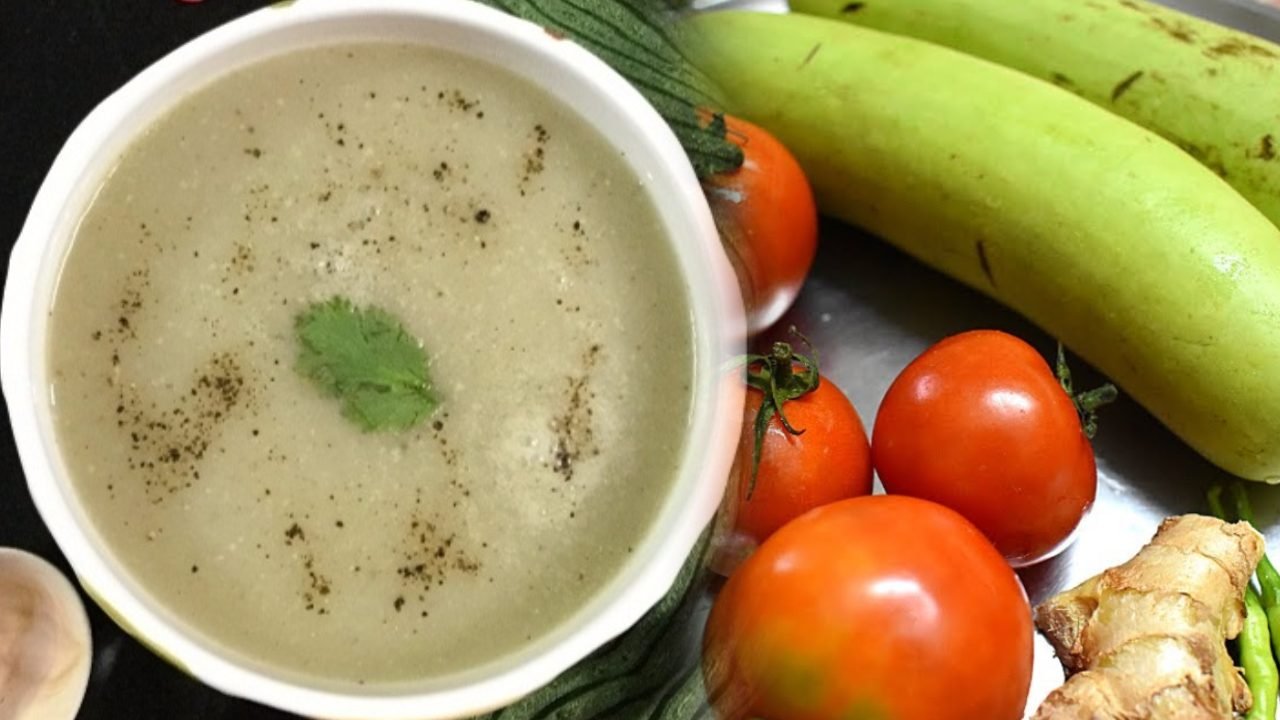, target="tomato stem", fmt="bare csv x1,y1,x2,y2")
1055,342,1119,439
744,327,821,498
